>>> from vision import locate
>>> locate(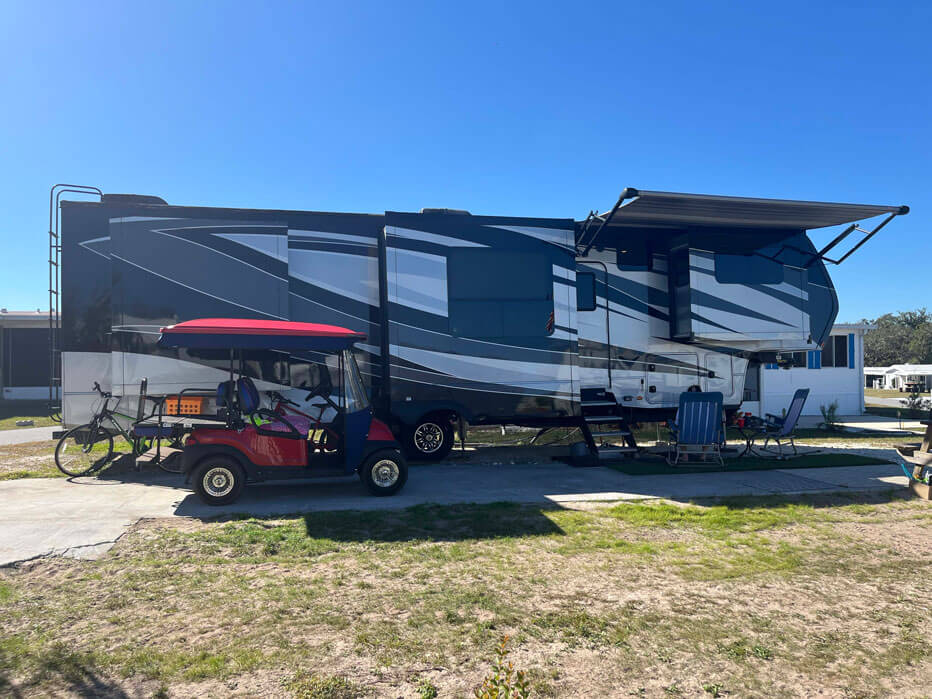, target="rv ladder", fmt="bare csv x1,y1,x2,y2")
47,184,103,422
